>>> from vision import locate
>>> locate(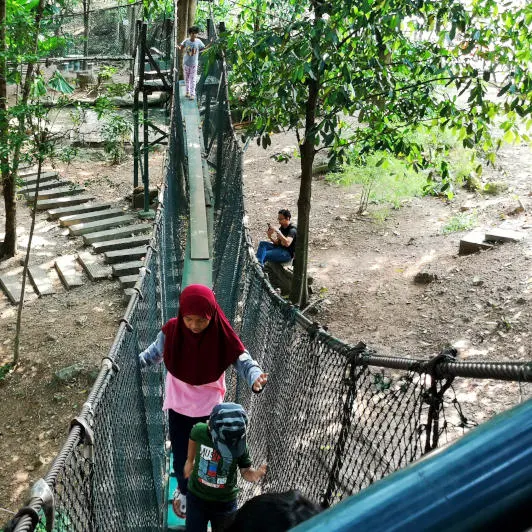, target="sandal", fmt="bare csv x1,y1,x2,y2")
172,487,186,518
